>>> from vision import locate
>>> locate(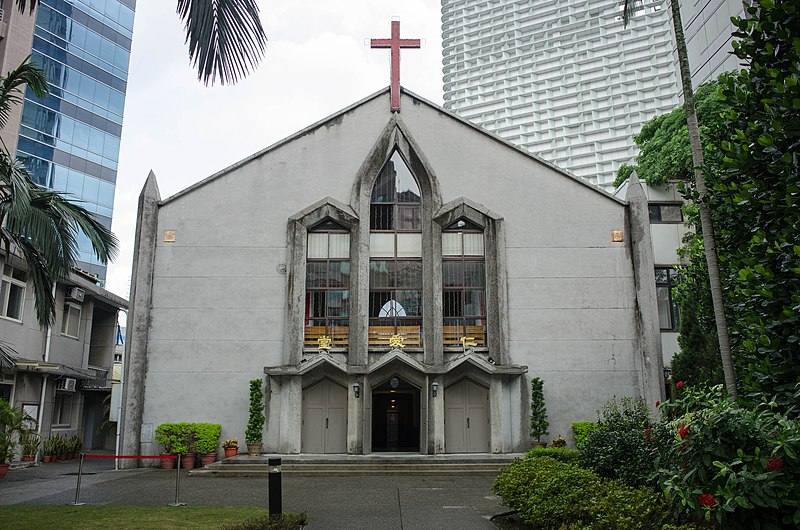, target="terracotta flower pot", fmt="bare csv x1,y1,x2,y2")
180,452,196,470
161,453,176,469
22,455,35,462
0,463,9,479
224,447,238,458
200,453,216,467
43,455,53,463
